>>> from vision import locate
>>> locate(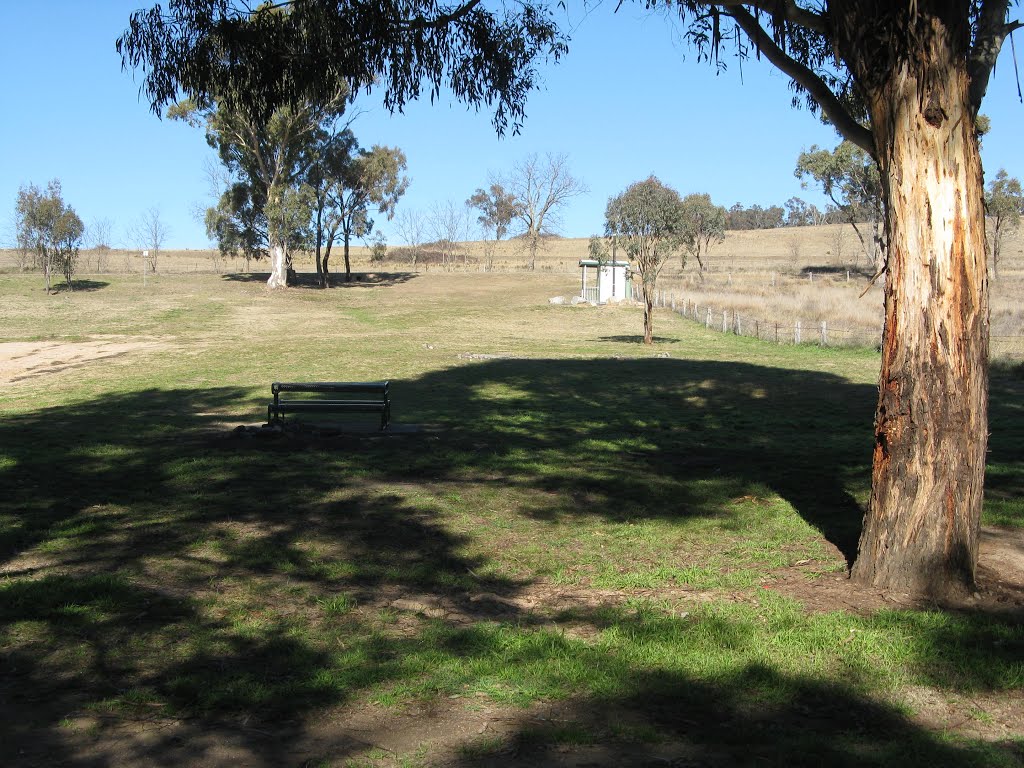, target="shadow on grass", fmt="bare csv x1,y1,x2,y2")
219,270,419,288
52,279,110,293
799,264,875,278
596,334,681,344
1,359,1021,765
397,358,873,561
